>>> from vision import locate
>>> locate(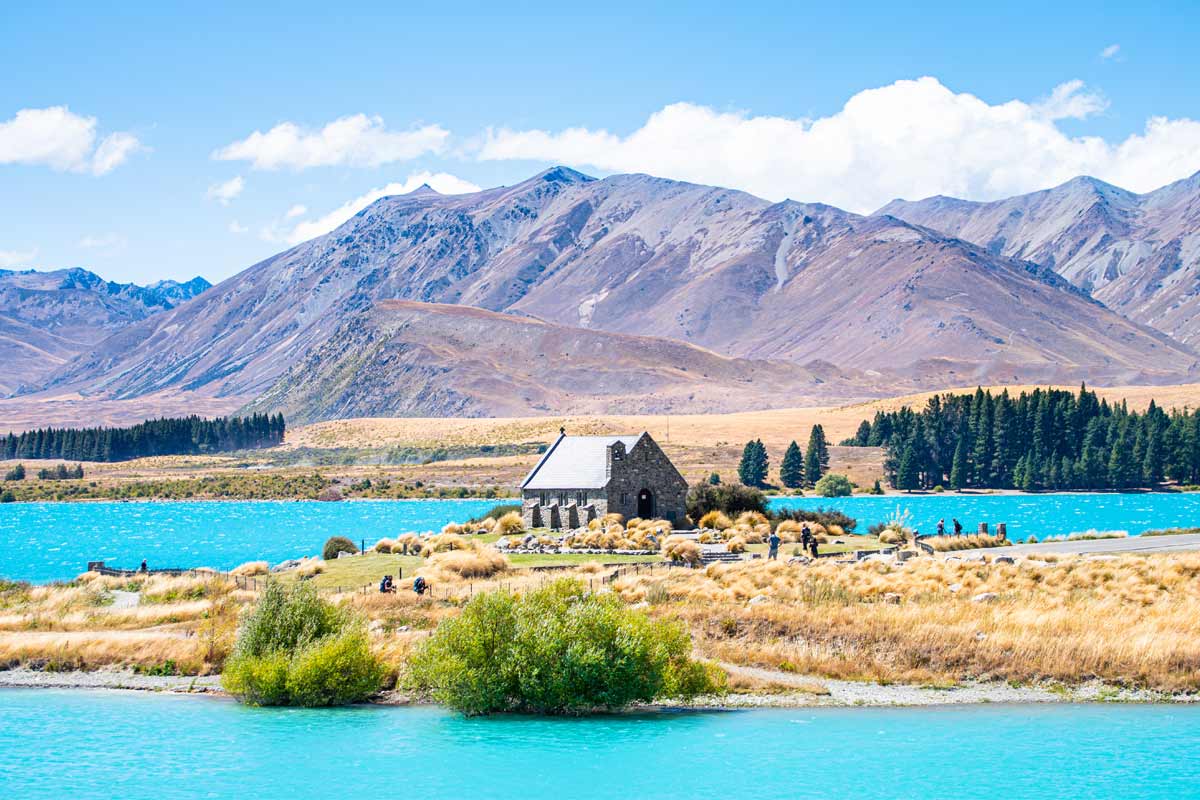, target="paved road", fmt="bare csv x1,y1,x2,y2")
951,533,1200,557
